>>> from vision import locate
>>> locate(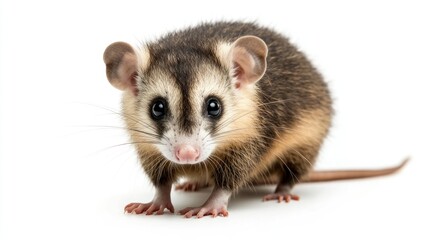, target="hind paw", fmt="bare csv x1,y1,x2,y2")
263,193,300,203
